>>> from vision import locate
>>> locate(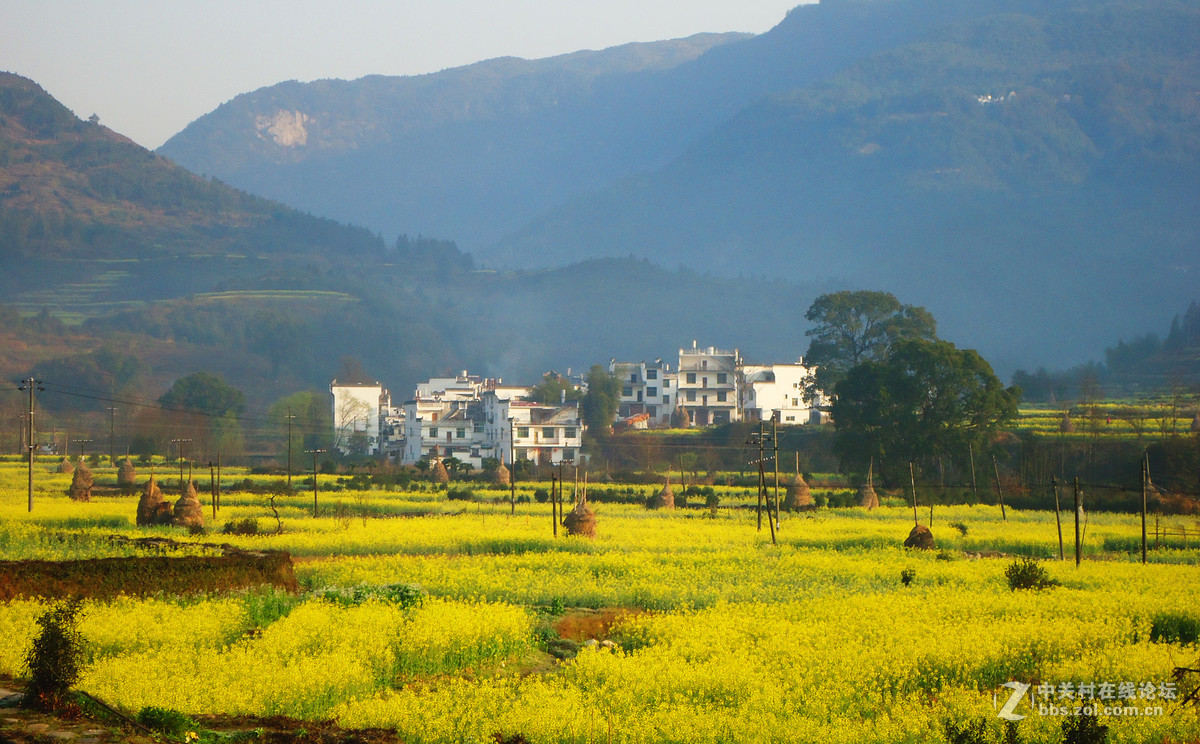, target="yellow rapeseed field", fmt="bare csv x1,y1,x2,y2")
0,459,1197,743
